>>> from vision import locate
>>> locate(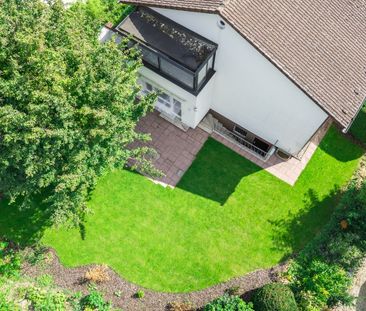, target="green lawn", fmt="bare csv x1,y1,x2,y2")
0,126,363,293
350,104,366,144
